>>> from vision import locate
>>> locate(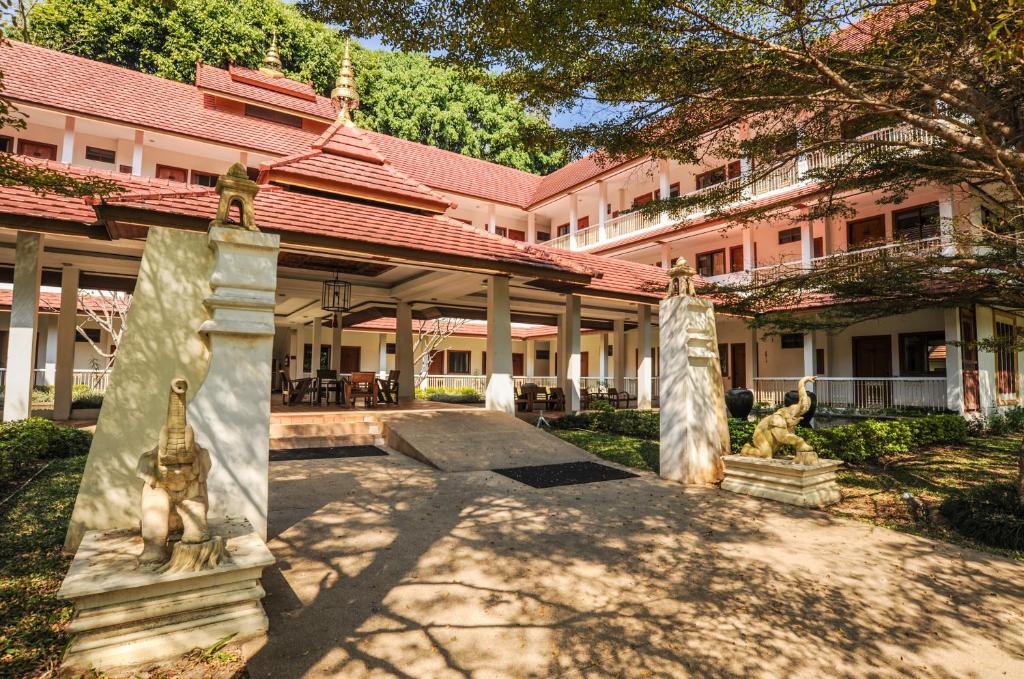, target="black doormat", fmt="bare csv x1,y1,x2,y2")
270,445,388,461
494,461,639,488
